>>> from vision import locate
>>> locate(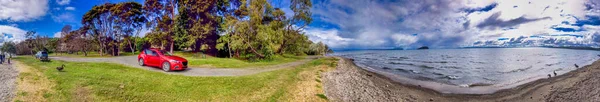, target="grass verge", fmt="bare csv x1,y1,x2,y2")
13,61,56,102
51,52,140,58
14,56,336,101
173,51,305,68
